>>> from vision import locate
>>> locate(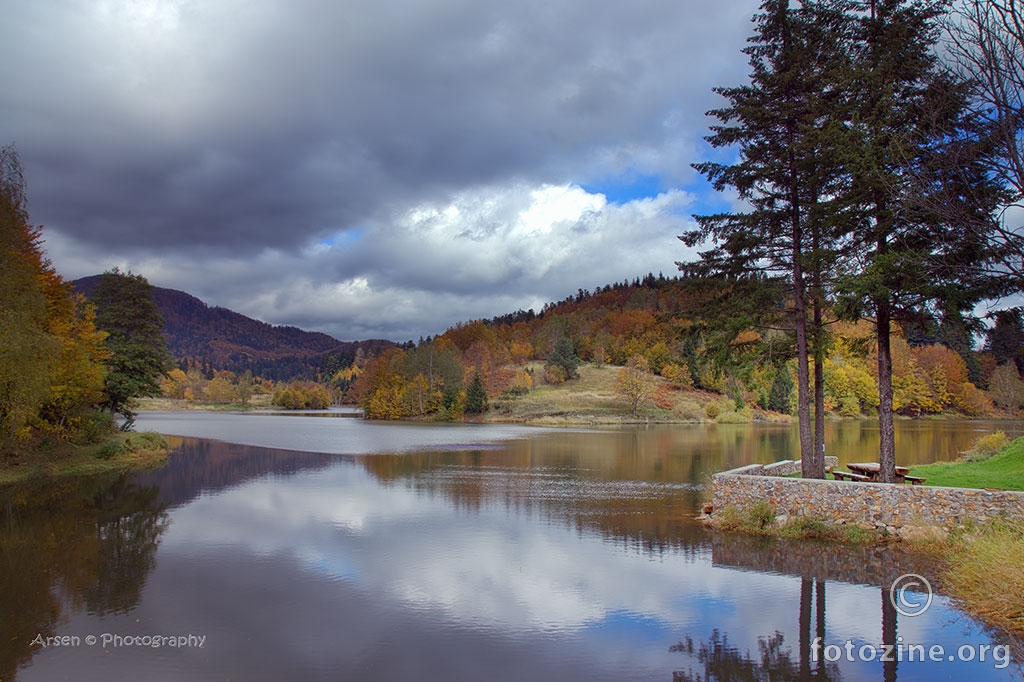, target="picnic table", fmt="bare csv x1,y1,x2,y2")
841,462,925,484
